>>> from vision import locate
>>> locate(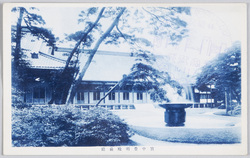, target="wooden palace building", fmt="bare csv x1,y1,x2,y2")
14,31,216,109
